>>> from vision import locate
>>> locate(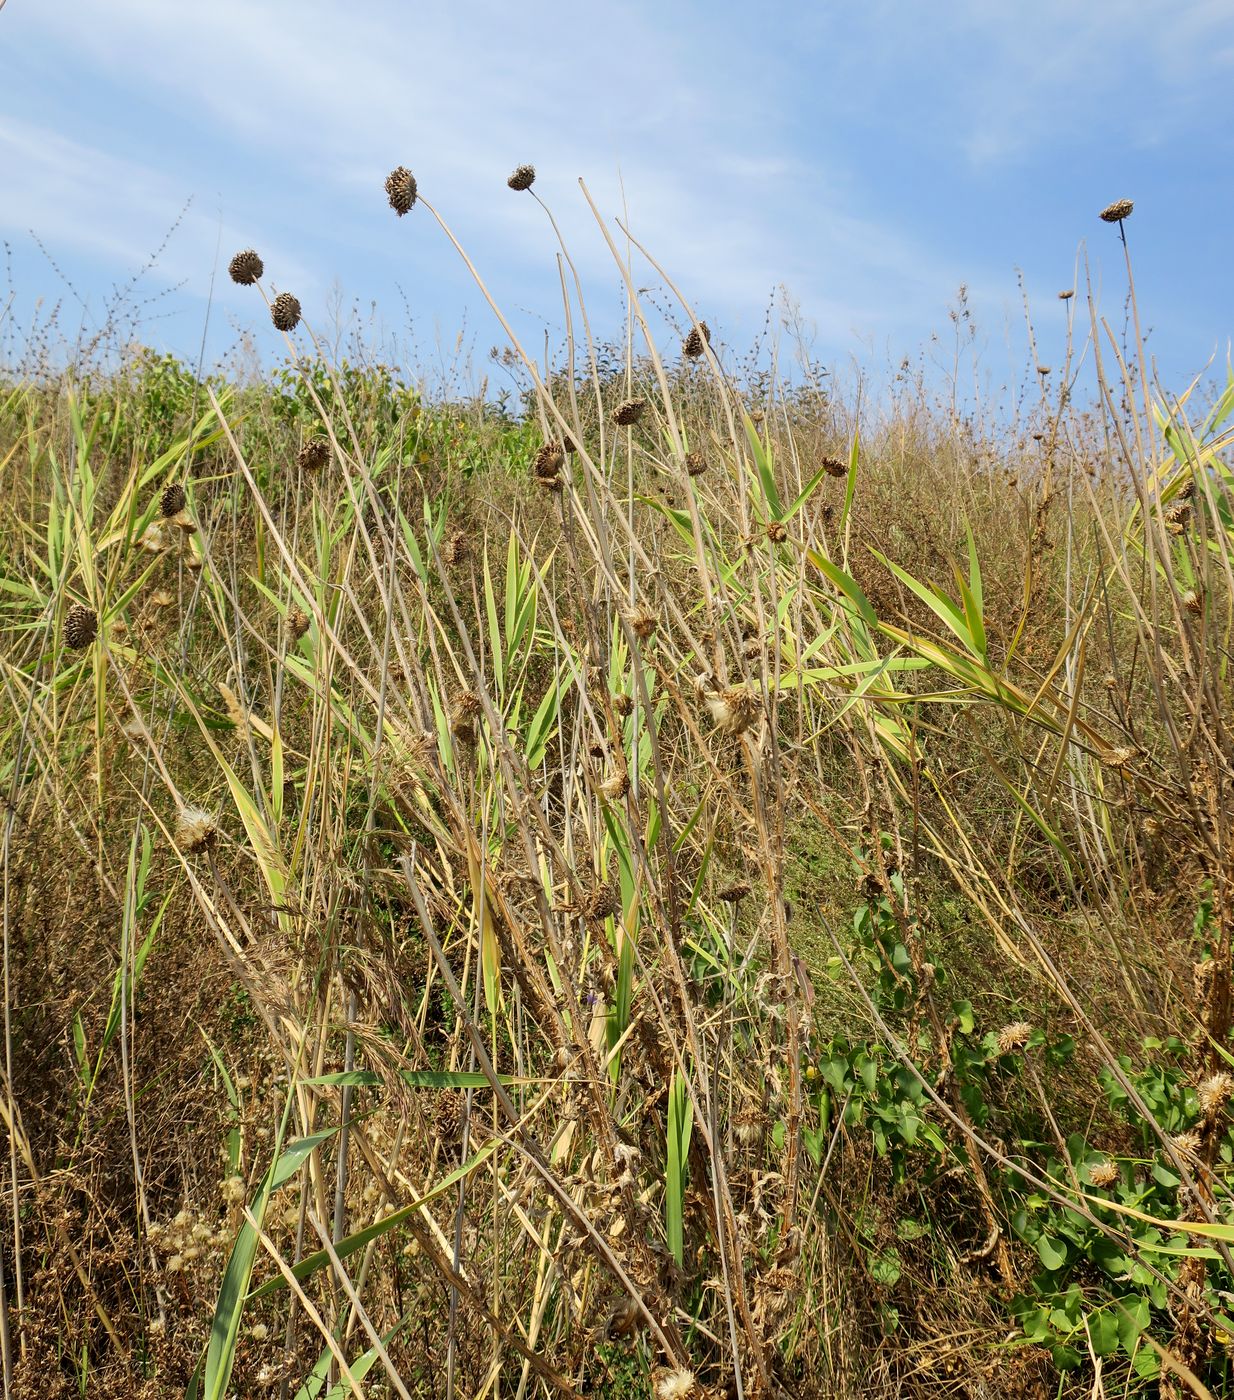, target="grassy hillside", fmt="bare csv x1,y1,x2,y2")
2,187,1233,1399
